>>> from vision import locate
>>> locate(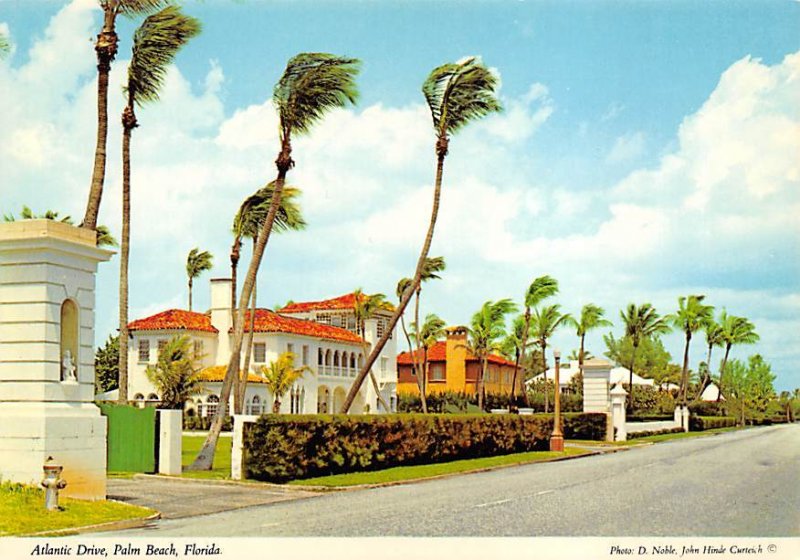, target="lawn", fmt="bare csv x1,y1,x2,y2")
0,482,155,537
287,448,587,487
181,434,232,479
570,425,742,447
